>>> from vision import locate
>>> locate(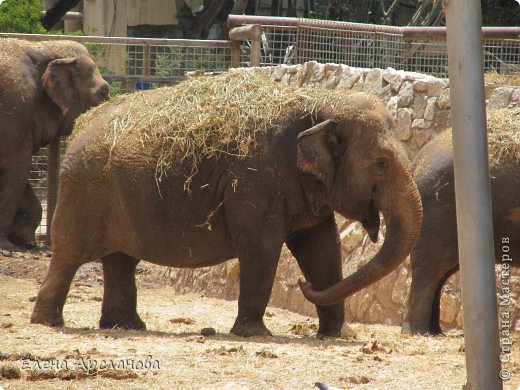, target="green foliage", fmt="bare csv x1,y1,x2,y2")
306,0,519,26
0,0,46,33
108,81,122,97
84,43,104,58
154,53,176,77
